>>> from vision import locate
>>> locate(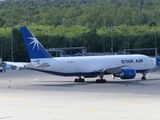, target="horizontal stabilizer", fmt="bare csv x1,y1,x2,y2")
4,61,29,67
